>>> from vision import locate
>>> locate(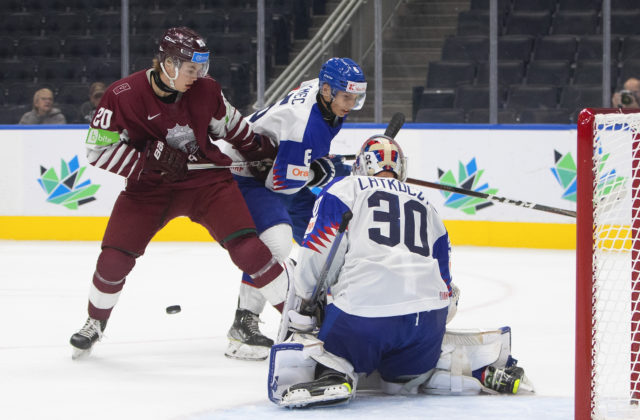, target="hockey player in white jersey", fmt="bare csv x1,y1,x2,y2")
219,58,366,360
267,135,531,408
